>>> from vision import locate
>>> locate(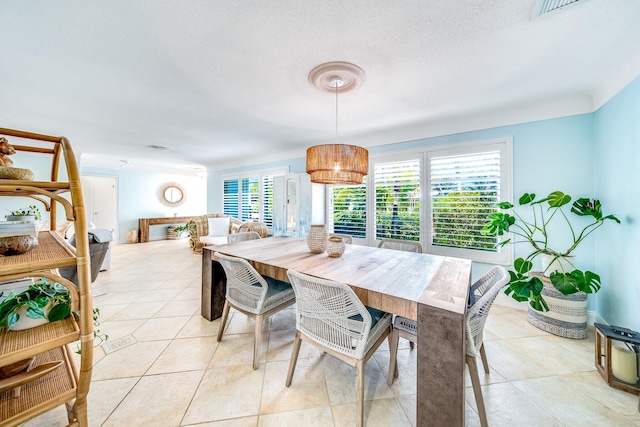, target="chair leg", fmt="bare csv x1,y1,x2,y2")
387,328,400,386
356,359,365,427
467,355,488,427
253,314,263,370
286,330,302,387
216,300,231,342
479,343,490,374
